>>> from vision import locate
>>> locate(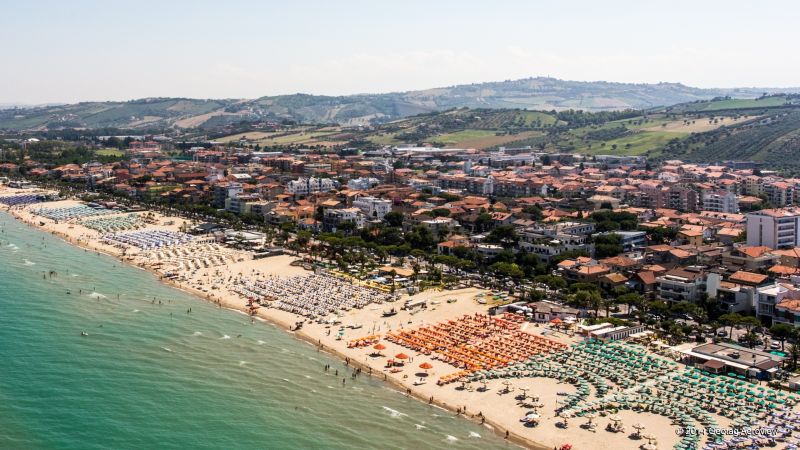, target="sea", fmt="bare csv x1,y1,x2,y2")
0,212,510,450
